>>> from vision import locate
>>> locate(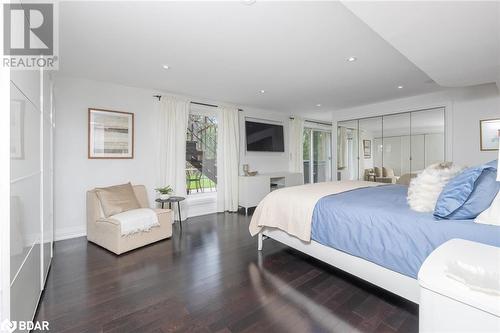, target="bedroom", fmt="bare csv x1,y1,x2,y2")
1,1,500,332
